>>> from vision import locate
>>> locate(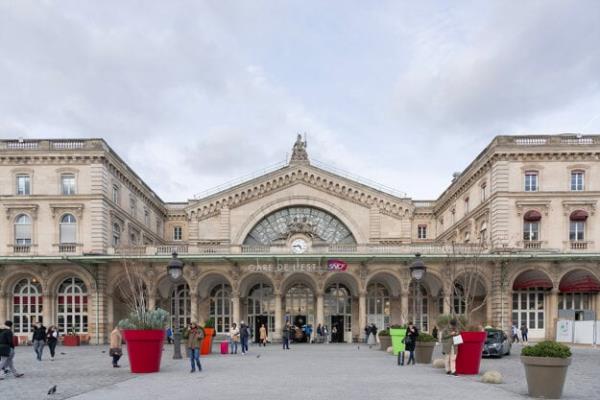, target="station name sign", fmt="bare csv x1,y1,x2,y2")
246,259,349,273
